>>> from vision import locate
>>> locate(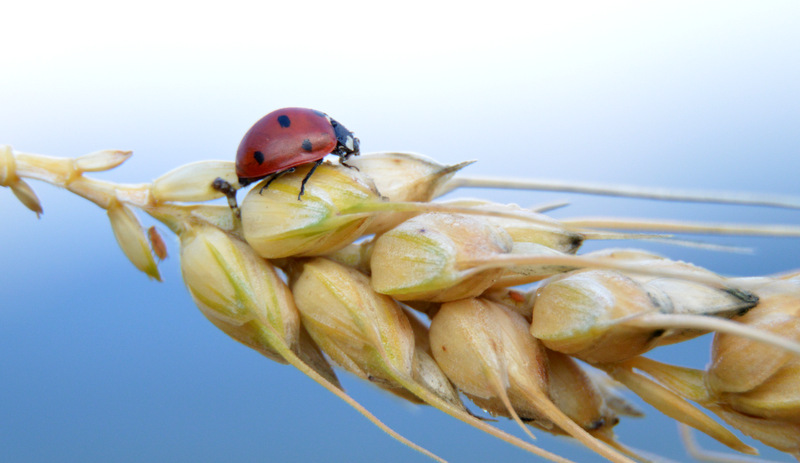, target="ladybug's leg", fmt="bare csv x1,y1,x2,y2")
212,177,242,220
340,159,360,171
297,159,324,199
338,151,360,171
259,168,295,195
